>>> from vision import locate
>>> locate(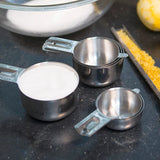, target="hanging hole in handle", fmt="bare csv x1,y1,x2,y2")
76,117,100,136
47,38,70,48
43,37,78,54
75,110,113,137
0,63,24,83
0,67,17,73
